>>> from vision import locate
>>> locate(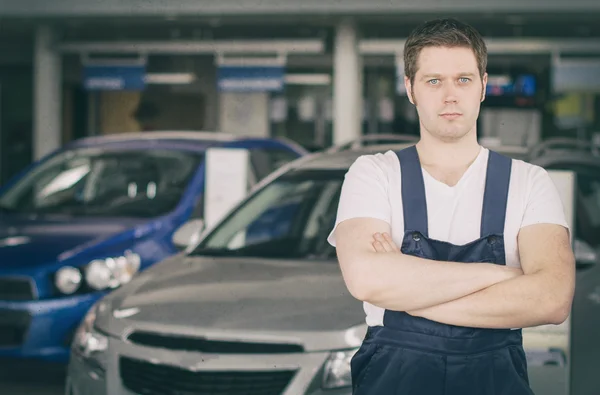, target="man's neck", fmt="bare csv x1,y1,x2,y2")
415,131,481,169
